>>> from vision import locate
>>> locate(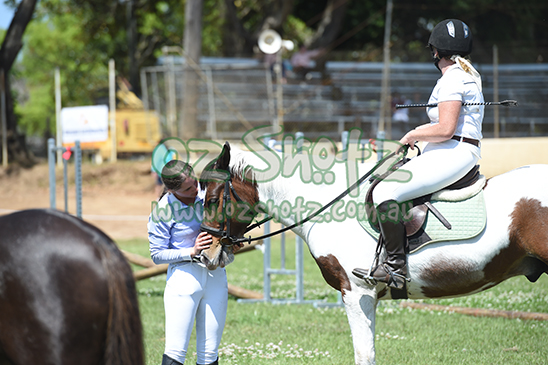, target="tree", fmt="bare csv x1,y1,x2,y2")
0,0,38,167
16,4,111,136
40,0,187,95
